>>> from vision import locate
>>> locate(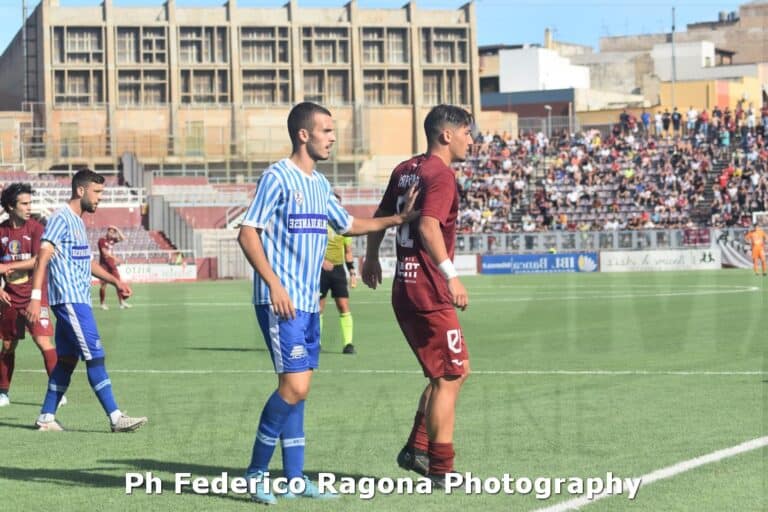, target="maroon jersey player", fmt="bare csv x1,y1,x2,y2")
98,226,131,309
362,105,473,485
0,183,57,407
